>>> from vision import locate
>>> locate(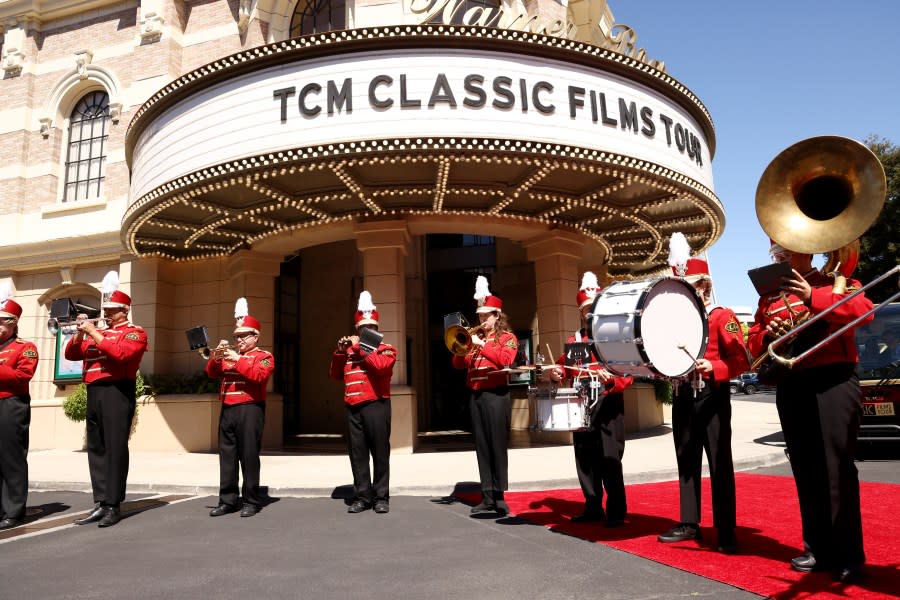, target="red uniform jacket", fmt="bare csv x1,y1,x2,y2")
0,338,38,399
748,270,873,370
329,341,397,405
206,347,275,405
452,330,518,390
704,306,751,382
555,330,633,394
65,322,148,384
